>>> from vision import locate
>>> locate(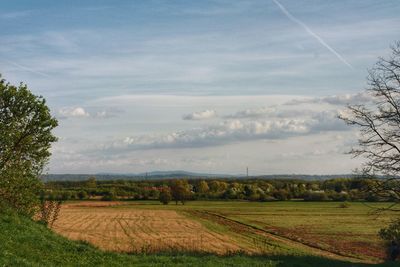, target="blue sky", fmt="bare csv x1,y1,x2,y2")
1,1,399,174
